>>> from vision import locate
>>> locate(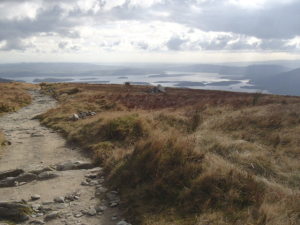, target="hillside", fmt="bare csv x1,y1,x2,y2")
0,77,12,83
247,68,300,96
37,83,300,225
